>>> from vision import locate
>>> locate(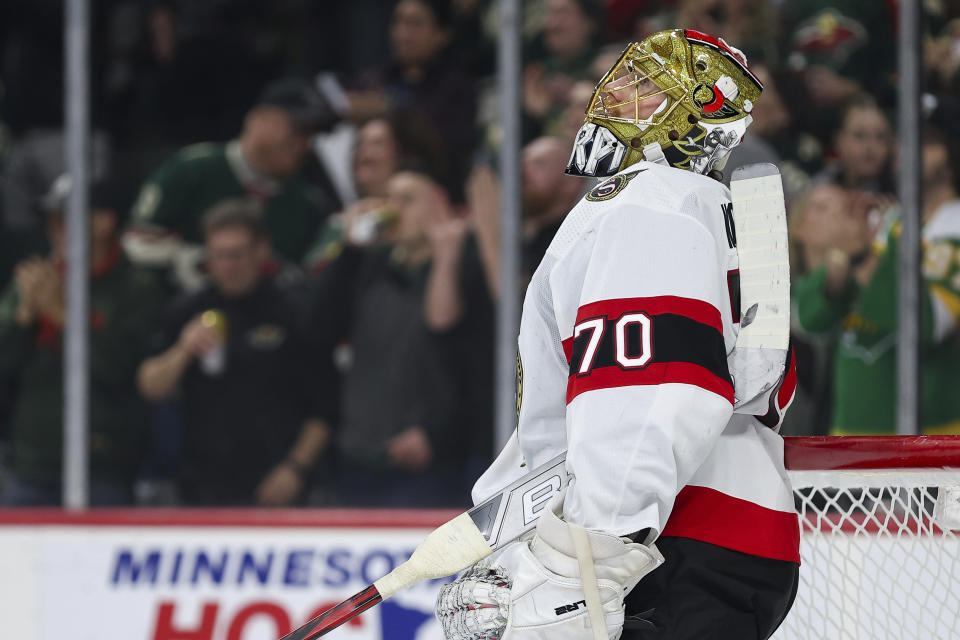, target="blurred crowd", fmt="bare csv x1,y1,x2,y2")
3,0,960,507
